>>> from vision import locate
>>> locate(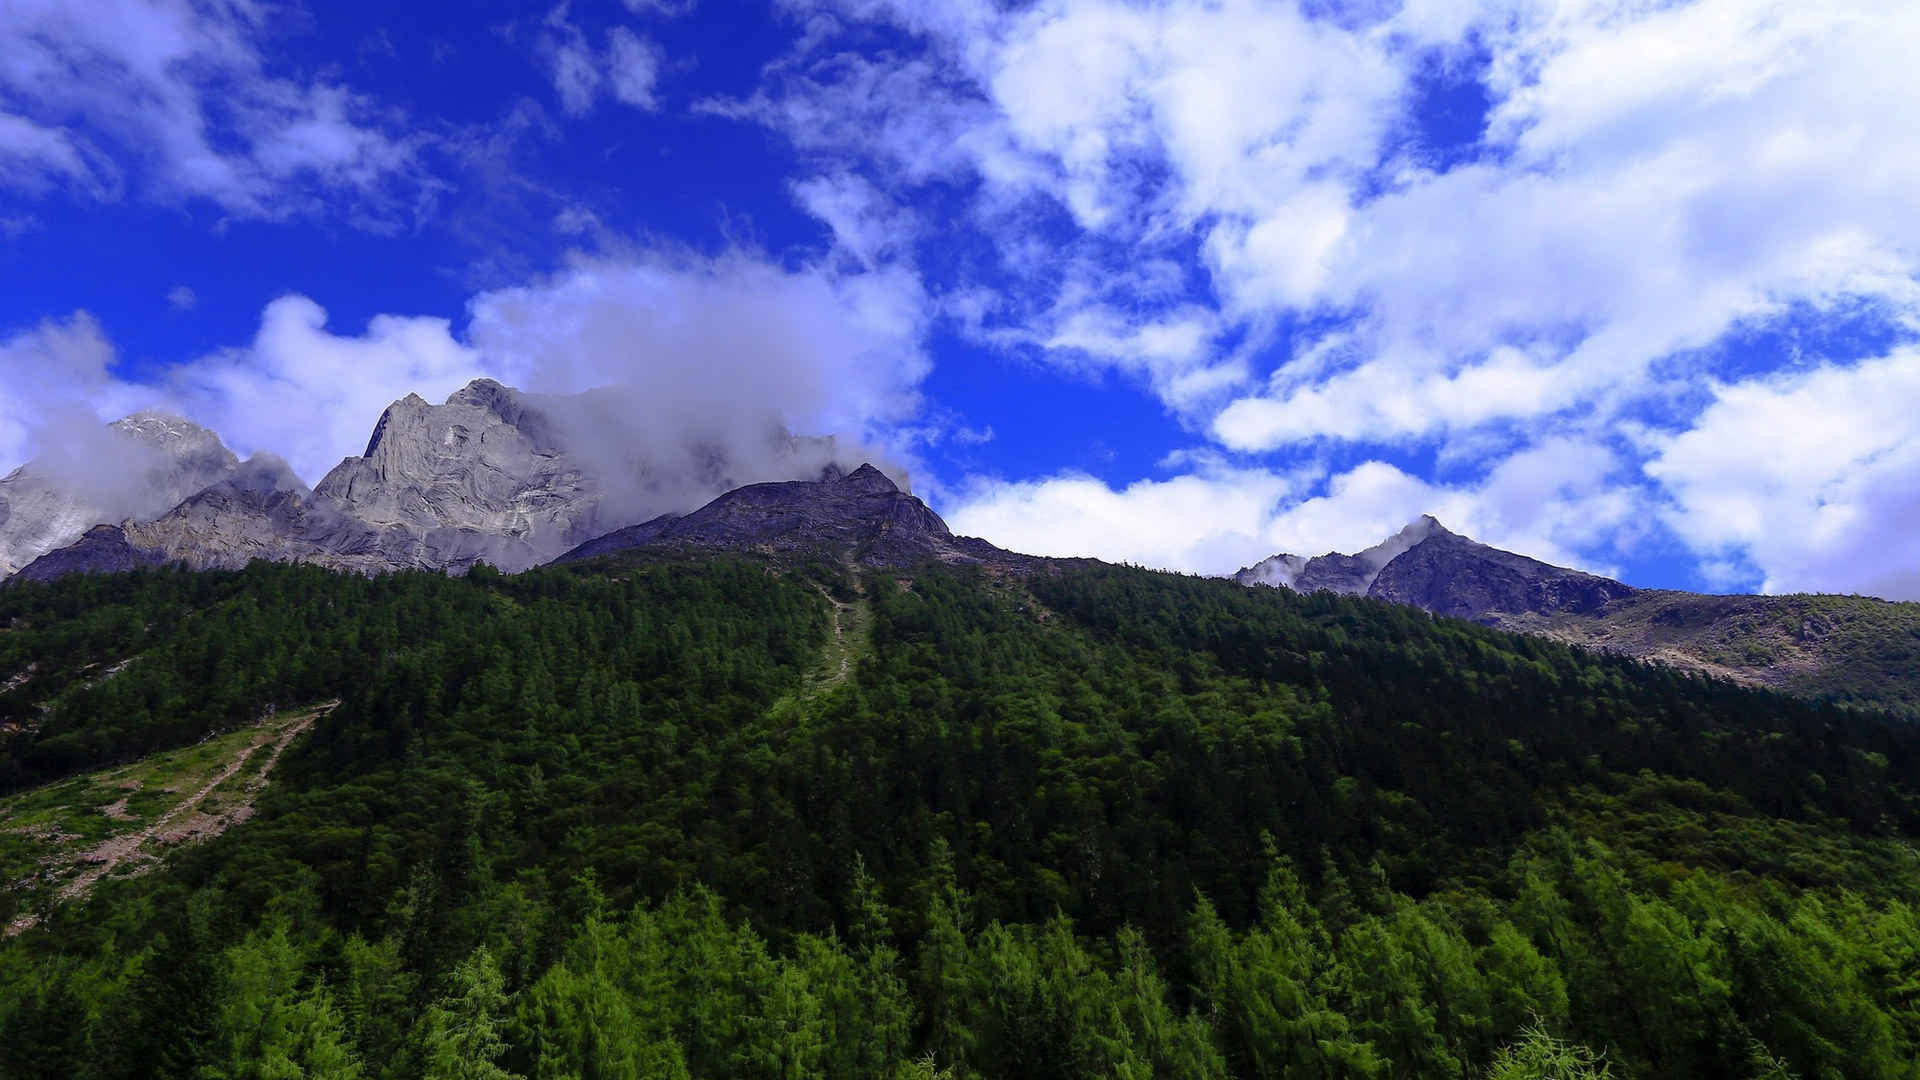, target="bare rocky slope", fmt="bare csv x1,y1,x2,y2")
0,413,239,578
554,463,1030,571
9,380,887,581
1236,518,1920,712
